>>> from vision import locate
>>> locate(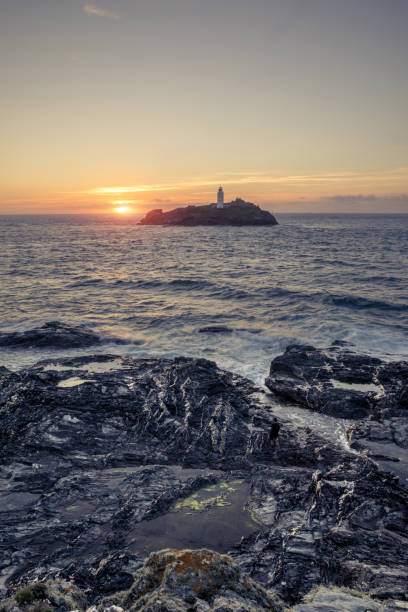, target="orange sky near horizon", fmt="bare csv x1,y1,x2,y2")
1,0,407,215
2,167,408,215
